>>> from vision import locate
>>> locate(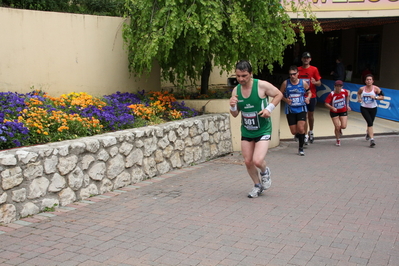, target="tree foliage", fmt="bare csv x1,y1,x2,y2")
122,0,321,93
